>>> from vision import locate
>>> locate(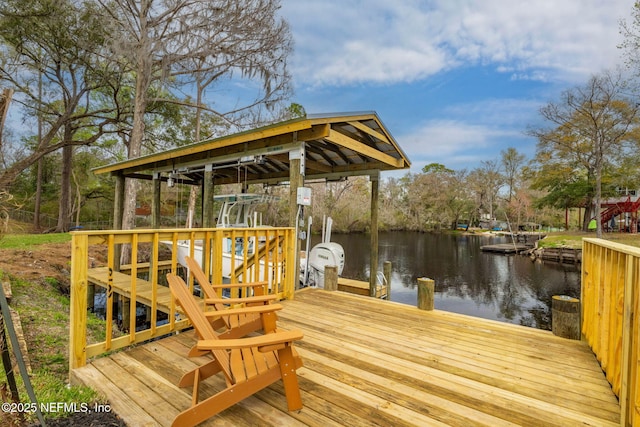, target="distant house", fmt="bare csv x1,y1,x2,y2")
600,188,640,233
